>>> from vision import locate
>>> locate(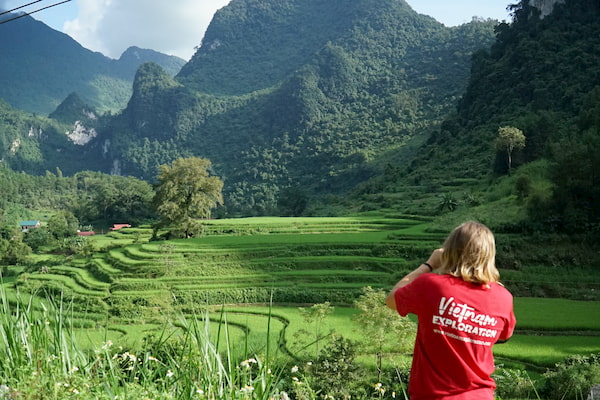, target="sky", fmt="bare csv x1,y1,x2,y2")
0,0,513,61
